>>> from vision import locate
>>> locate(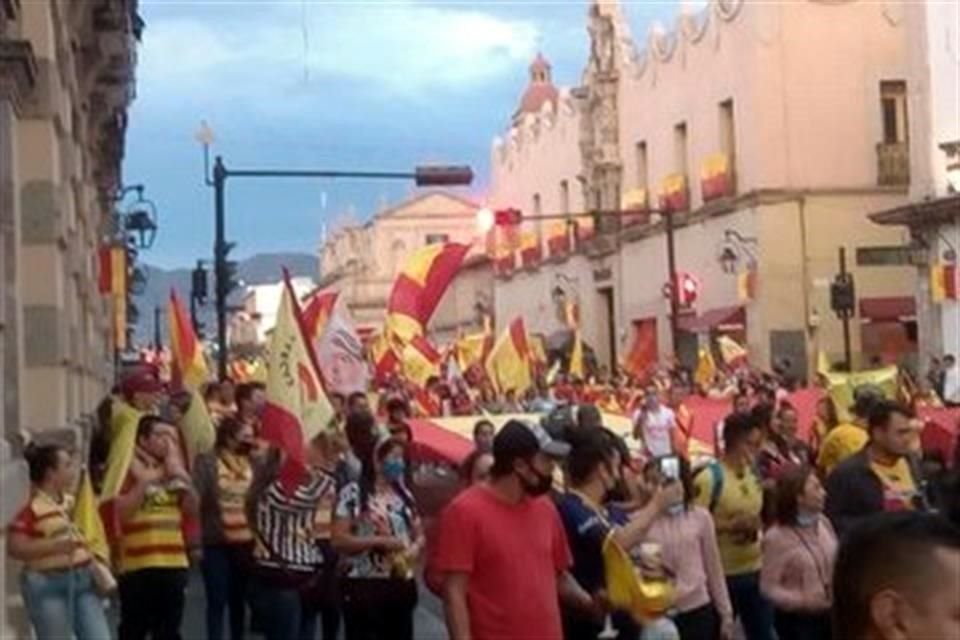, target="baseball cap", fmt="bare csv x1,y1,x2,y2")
120,372,164,397
493,419,571,464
